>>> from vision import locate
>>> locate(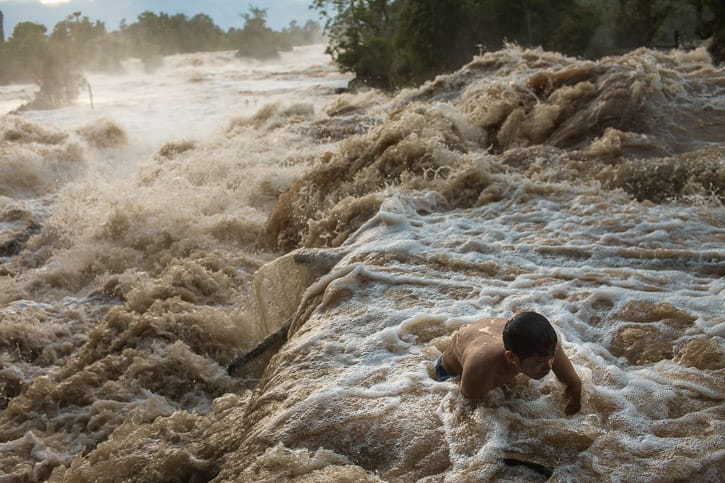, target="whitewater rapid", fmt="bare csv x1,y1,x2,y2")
0,44,723,482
